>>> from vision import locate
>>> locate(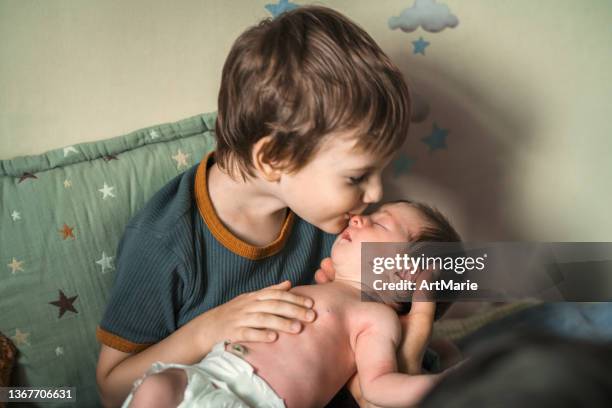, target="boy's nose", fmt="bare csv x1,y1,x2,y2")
363,177,383,204
350,214,371,228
